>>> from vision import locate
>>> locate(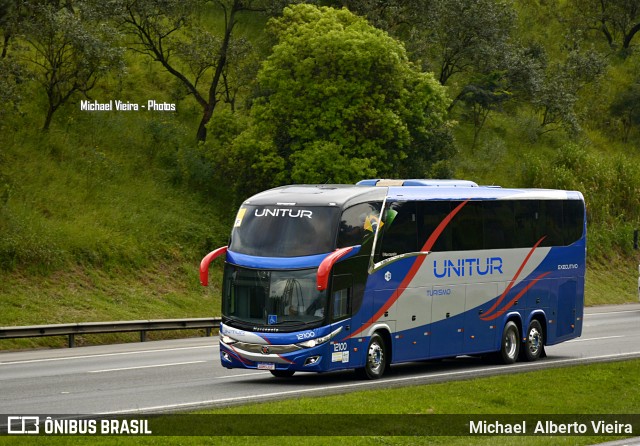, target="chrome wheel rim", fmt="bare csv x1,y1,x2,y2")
367,341,384,375
527,327,541,356
505,329,517,359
